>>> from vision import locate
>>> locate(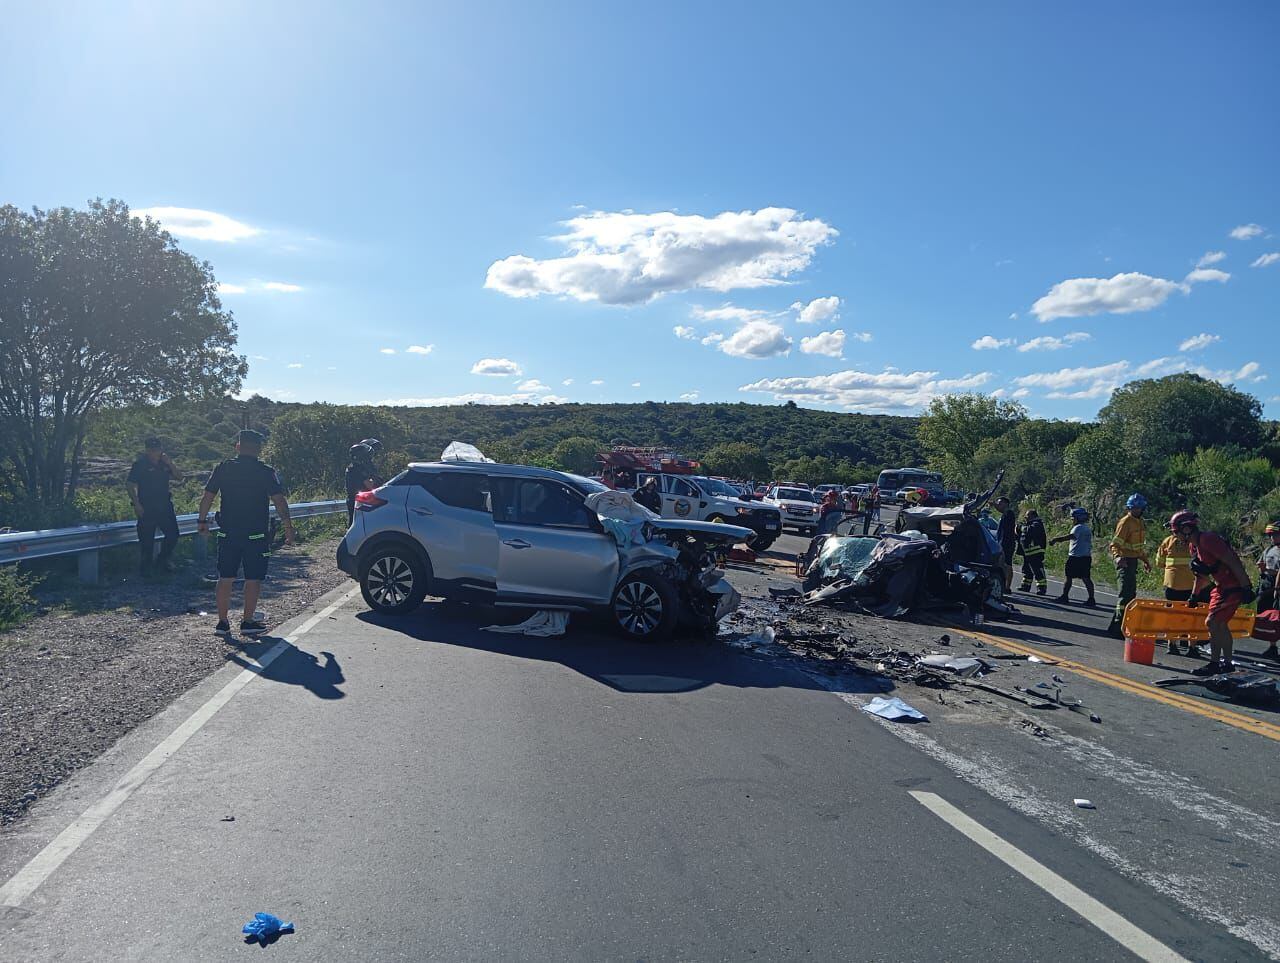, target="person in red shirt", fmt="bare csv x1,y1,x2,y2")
1173,510,1255,675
